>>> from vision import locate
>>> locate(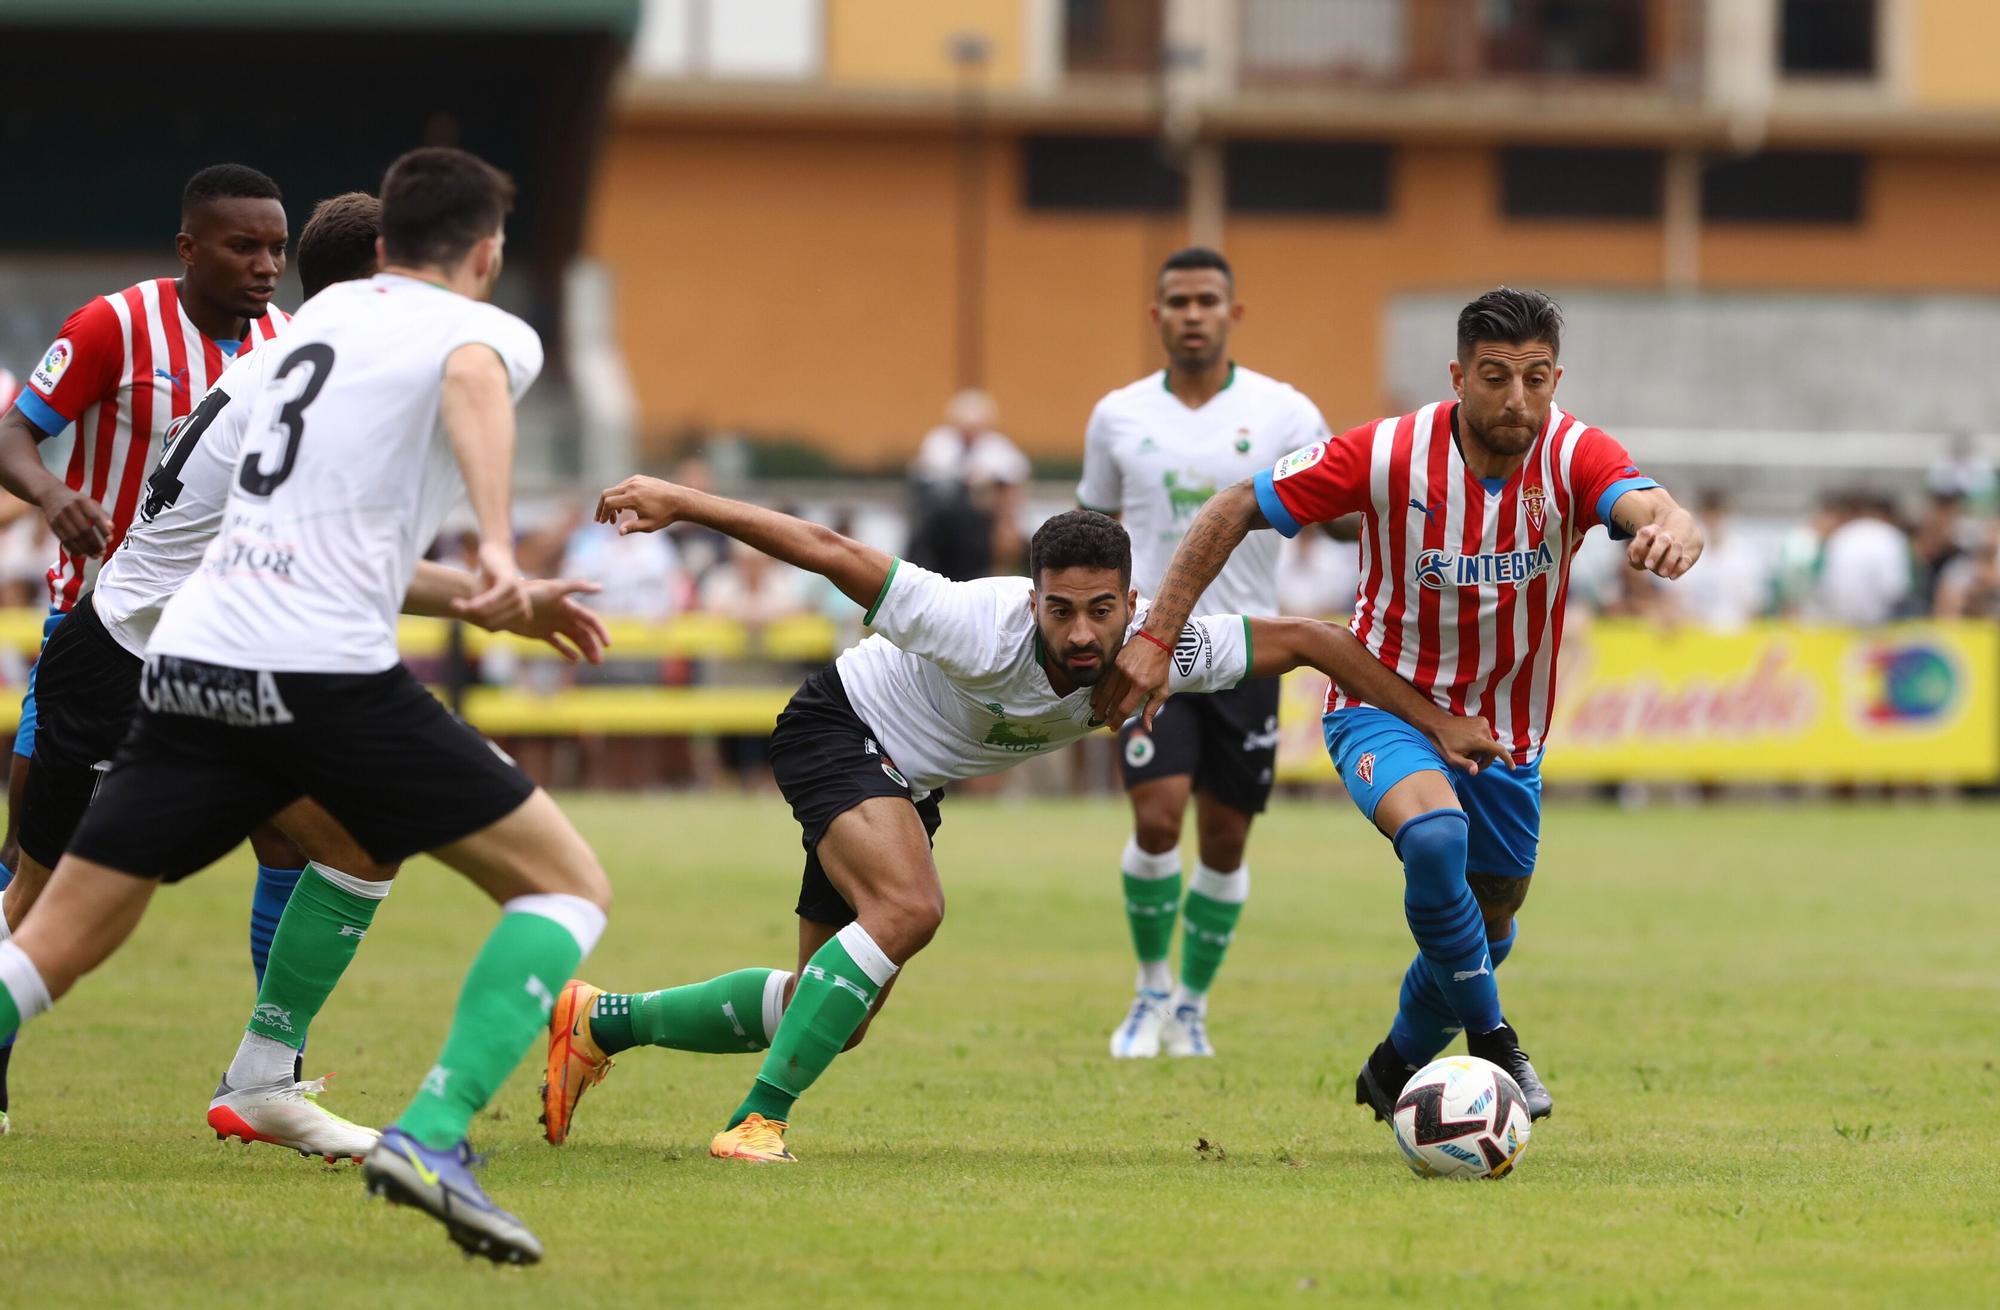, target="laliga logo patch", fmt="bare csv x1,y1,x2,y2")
30,337,72,395
1522,484,1547,531
1355,752,1376,785
1172,623,1210,678
1271,441,1325,482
